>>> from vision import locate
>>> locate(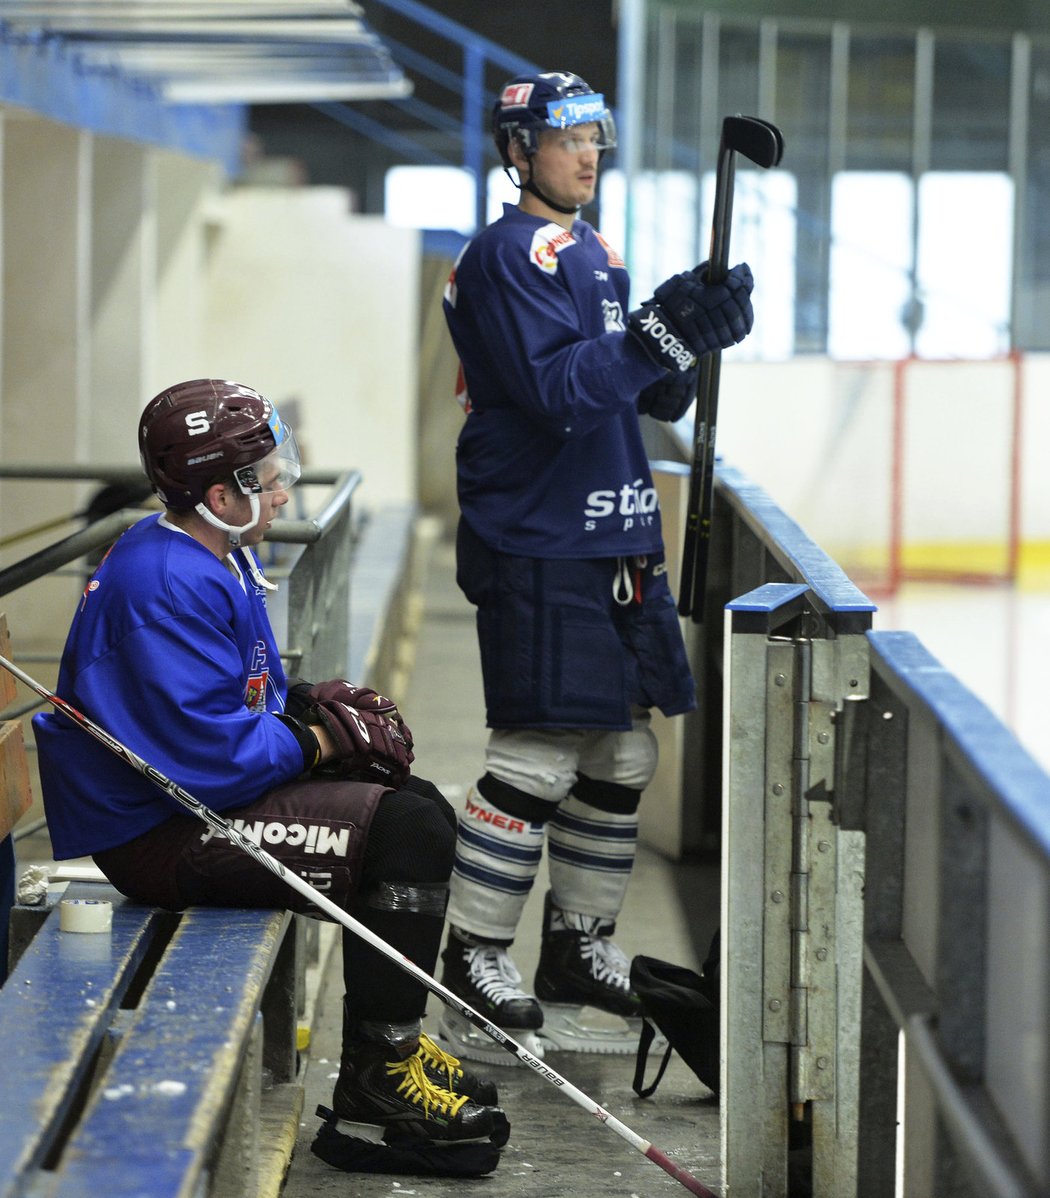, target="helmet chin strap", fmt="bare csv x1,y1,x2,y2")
195,494,260,549
505,164,580,216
